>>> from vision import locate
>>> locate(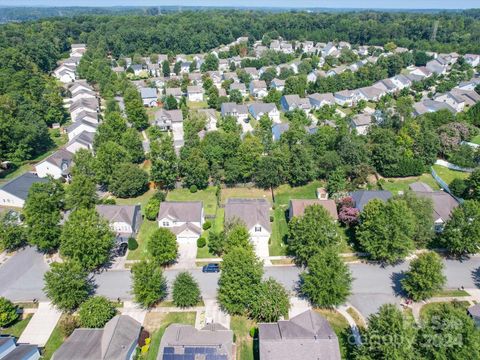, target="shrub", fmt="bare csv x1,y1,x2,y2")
197,237,206,248
0,297,18,327
269,215,274,222
78,296,116,328
128,238,138,251
59,315,79,337
449,178,467,198
190,185,198,193
153,191,166,202
102,198,116,205
172,272,201,307
249,327,258,338
202,221,212,230
145,197,161,221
